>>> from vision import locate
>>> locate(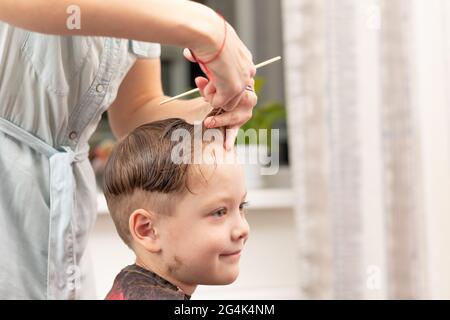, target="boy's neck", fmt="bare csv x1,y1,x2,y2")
135,255,197,296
